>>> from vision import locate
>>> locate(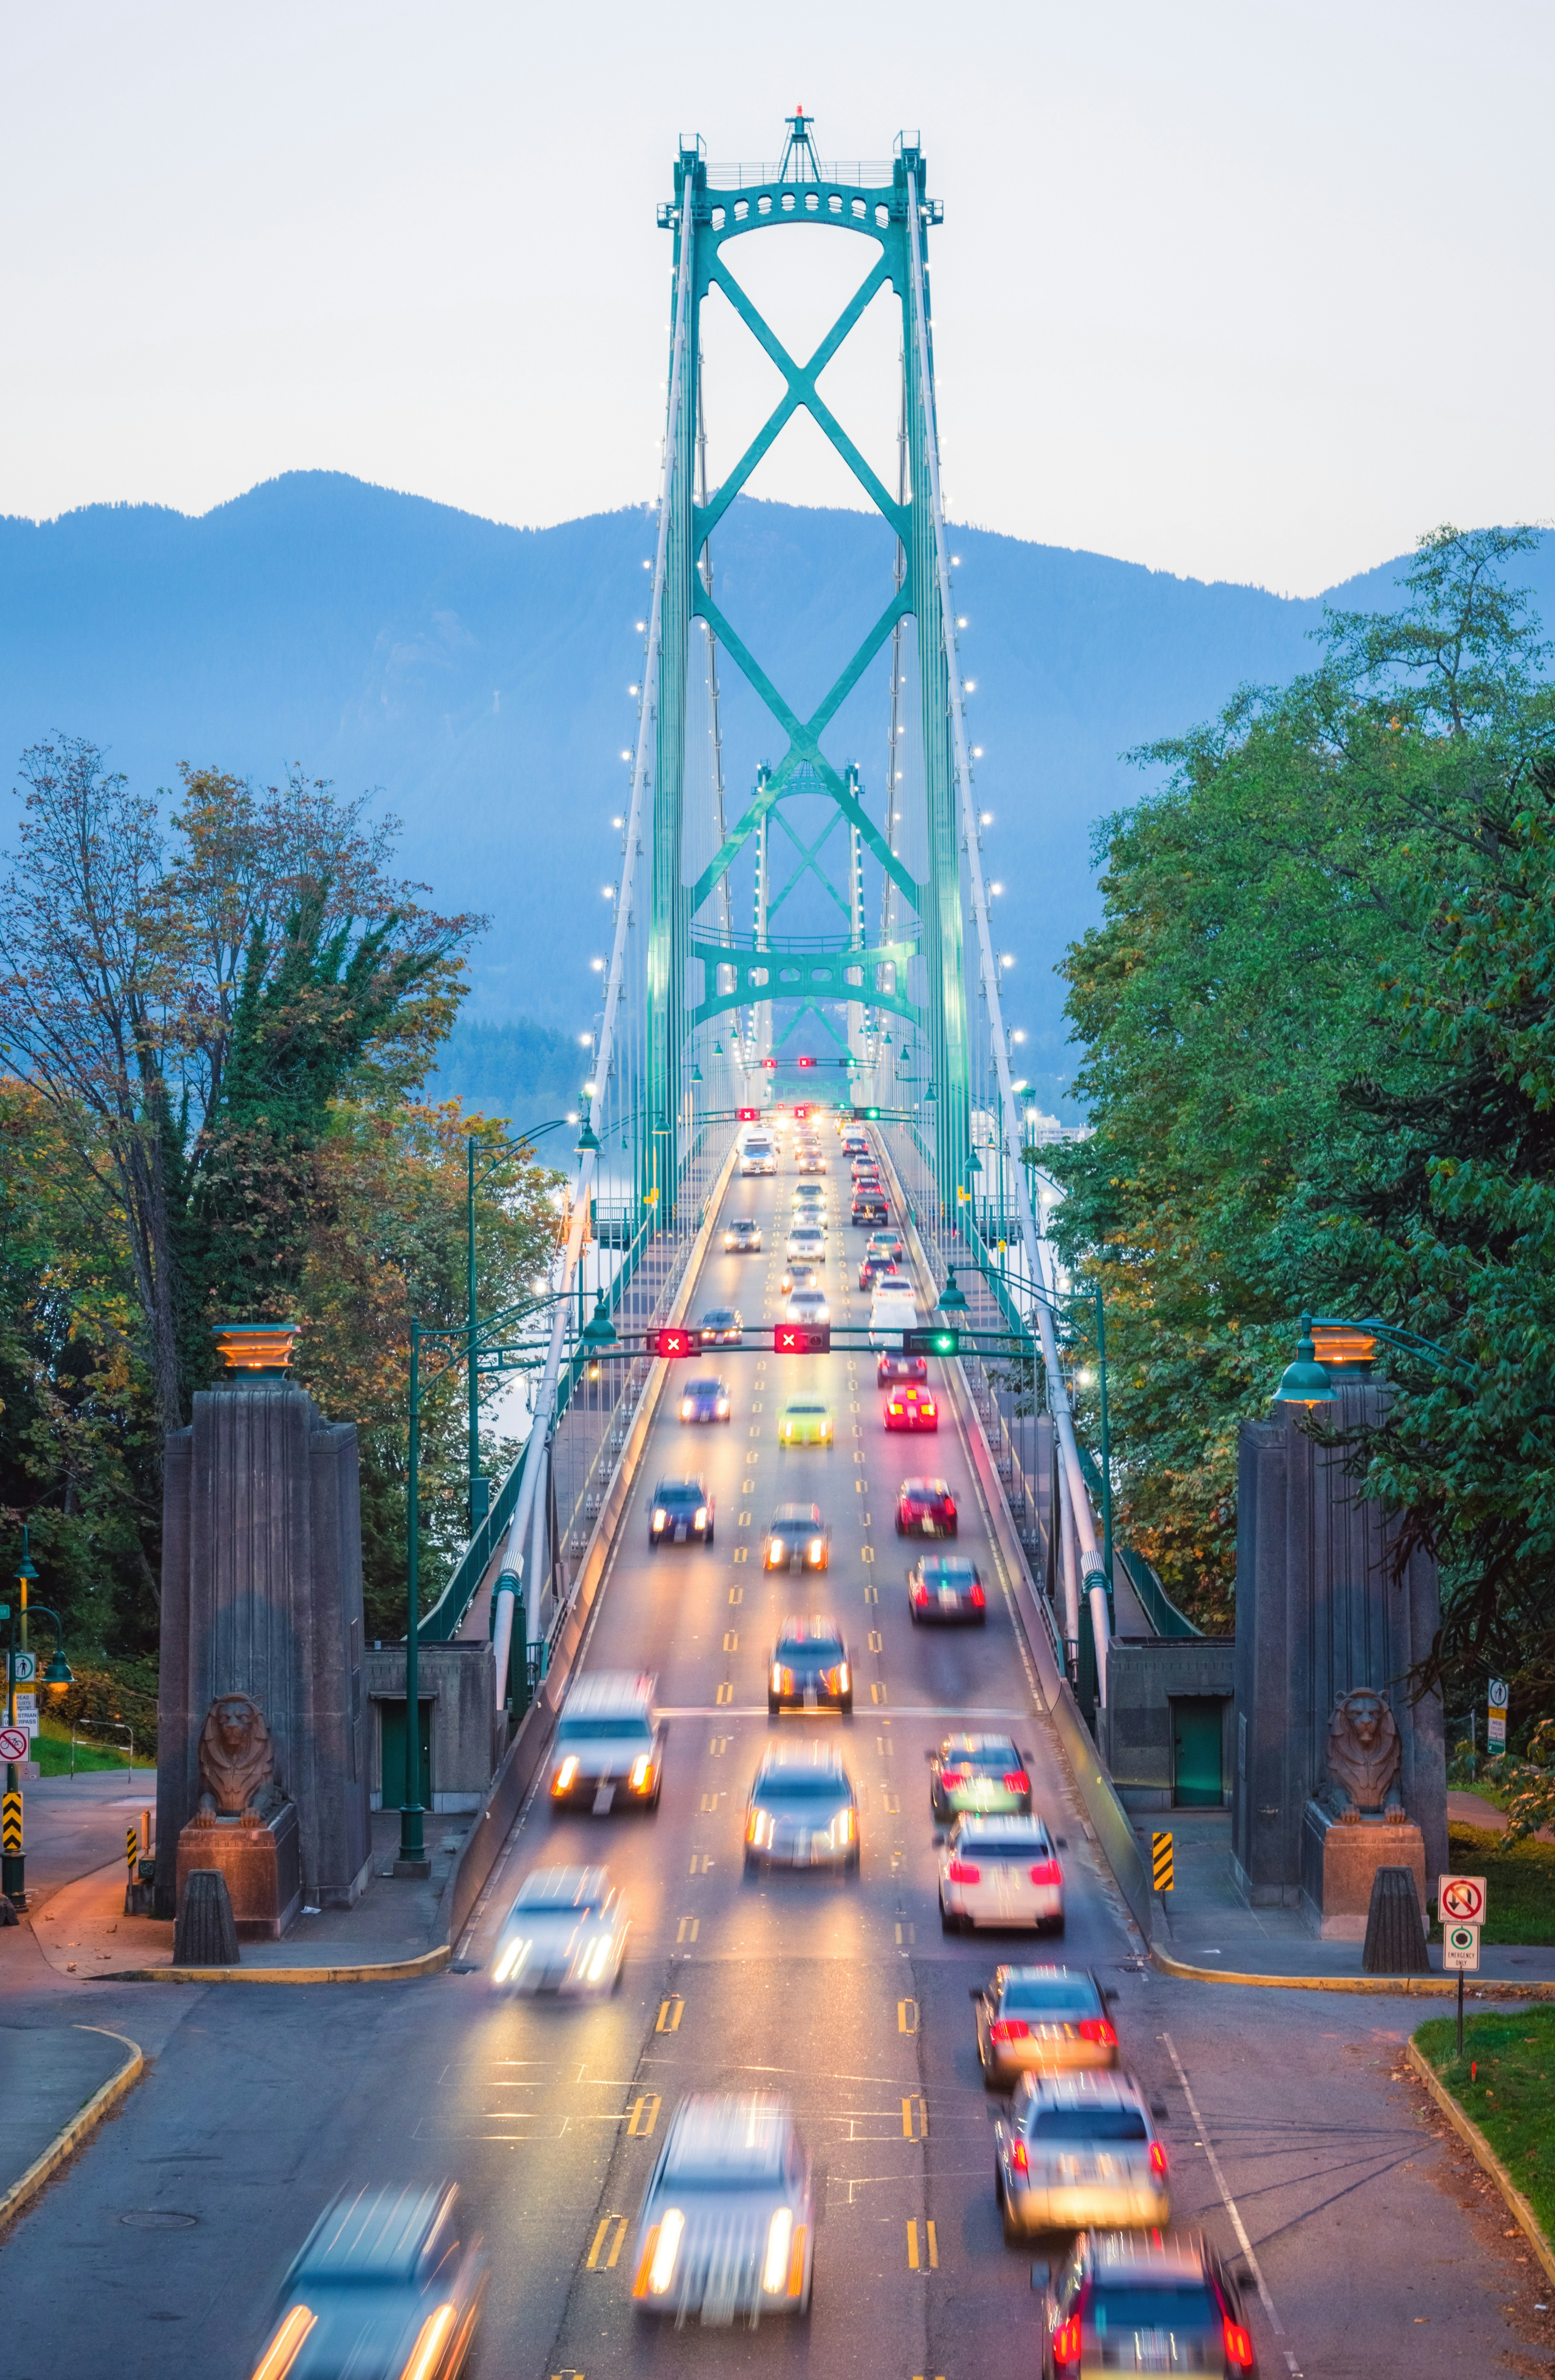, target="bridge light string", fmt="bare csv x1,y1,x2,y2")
904,165,1109,1702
